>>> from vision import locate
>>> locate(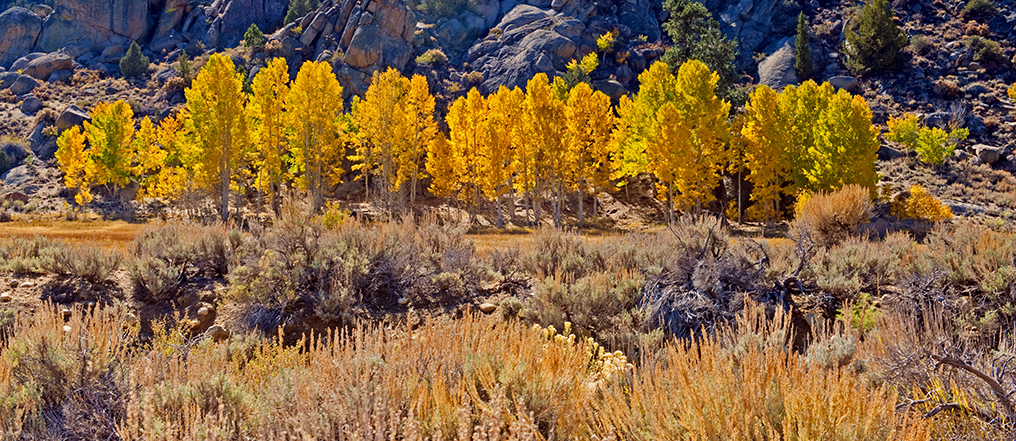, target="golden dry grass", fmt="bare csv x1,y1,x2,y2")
0,219,146,252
